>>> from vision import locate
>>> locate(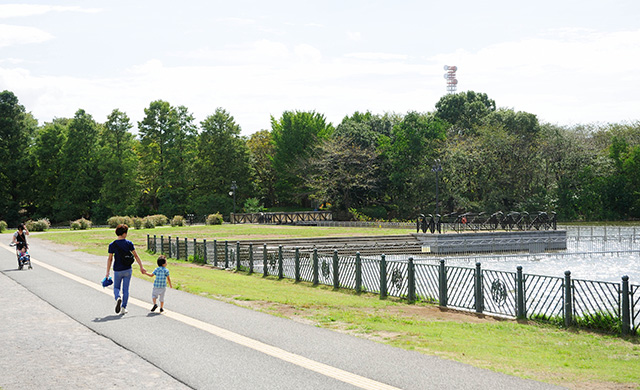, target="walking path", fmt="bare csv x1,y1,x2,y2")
0,234,564,390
